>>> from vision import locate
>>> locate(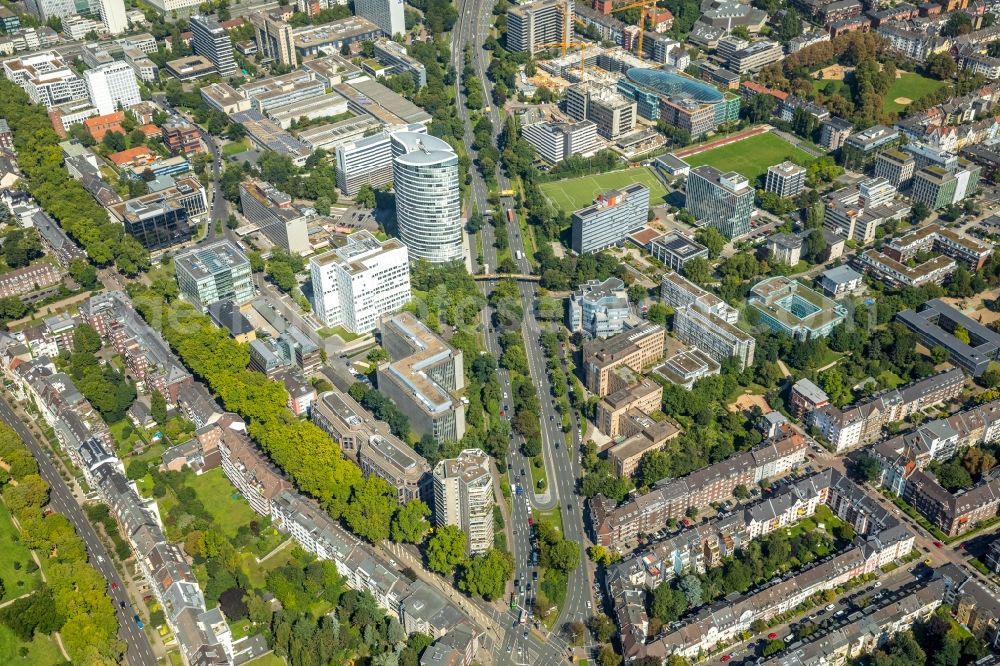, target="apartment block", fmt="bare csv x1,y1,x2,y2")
377,312,465,444
607,410,680,477
372,39,425,87
565,83,636,140
173,239,253,310
583,322,665,396
3,52,88,109
309,231,410,334
250,10,297,68
161,119,201,155
571,183,650,254
810,368,965,451
433,449,494,554
885,223,992,270
312,389,431,503
506,0,573,55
